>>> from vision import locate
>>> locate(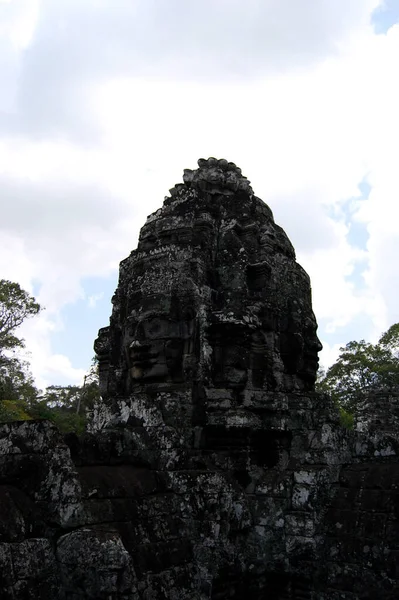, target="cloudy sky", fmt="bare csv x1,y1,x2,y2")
1,0,399,389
